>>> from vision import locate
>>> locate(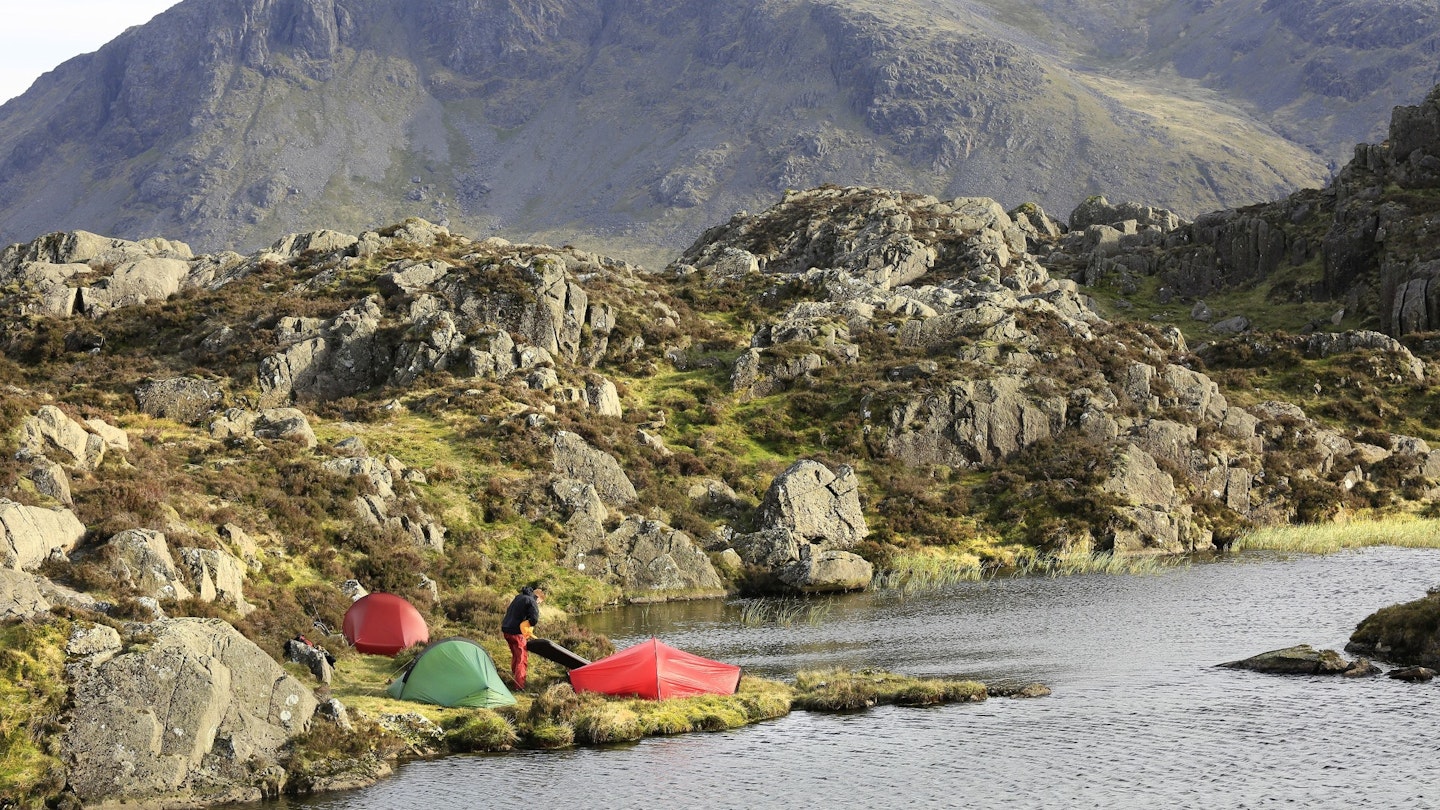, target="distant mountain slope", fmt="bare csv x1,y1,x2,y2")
0,0,1368,257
